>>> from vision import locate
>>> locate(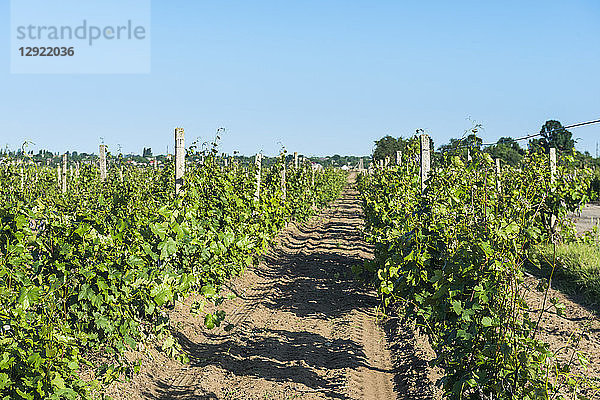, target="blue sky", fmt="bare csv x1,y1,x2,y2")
1,0,599,156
